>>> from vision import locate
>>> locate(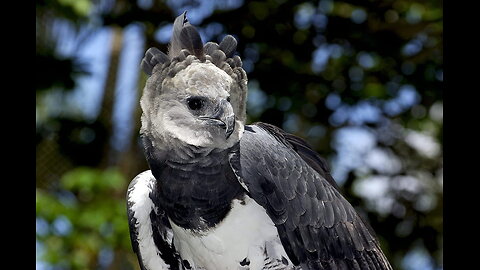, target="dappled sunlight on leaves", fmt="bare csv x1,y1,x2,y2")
36,167,135,269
